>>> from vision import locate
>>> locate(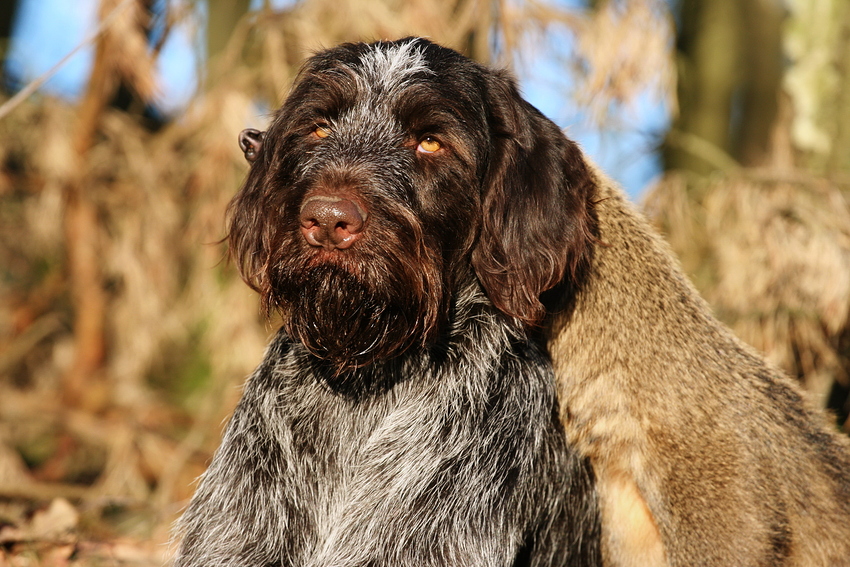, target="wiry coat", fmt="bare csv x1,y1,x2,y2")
172,38,601,567
548,173,850,566
175,284,597,567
